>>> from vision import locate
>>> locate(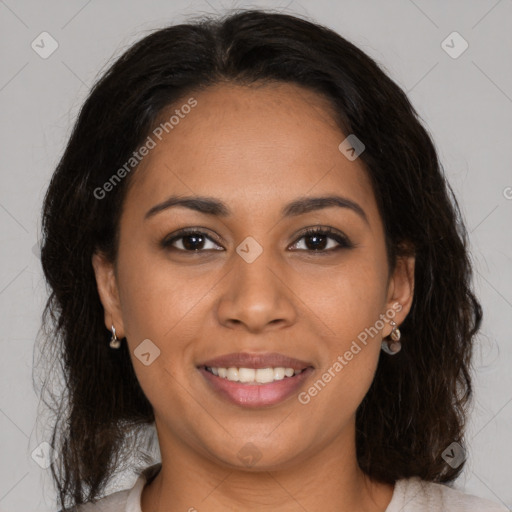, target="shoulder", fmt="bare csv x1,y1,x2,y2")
72,487,131,511
59,462,162,512
388,476,508,512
